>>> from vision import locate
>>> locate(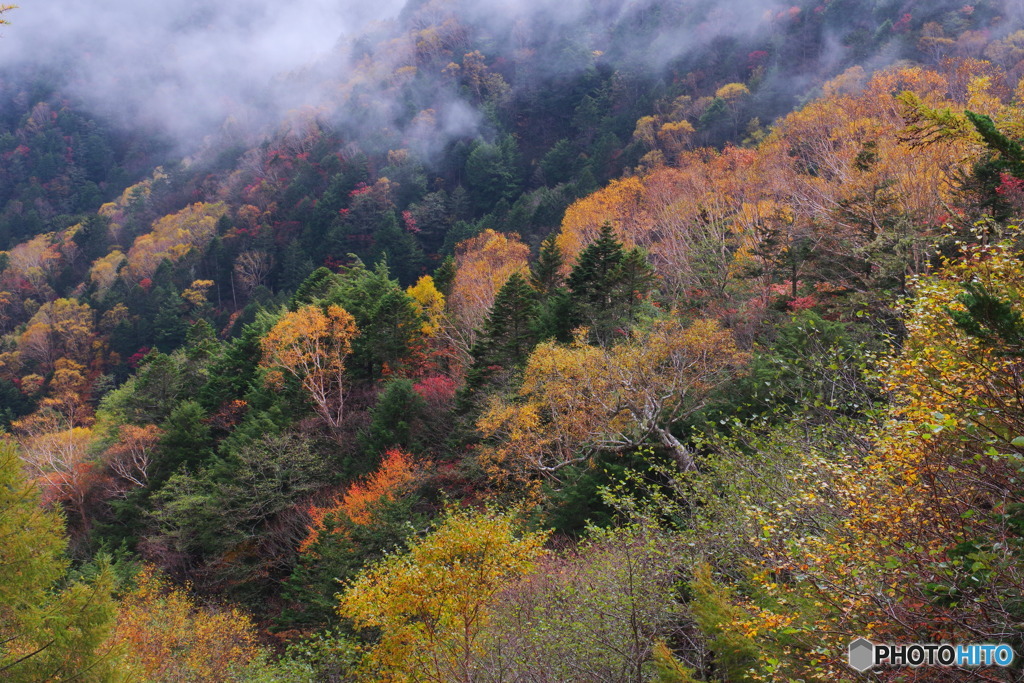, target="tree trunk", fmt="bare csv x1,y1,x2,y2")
656,427,696,471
